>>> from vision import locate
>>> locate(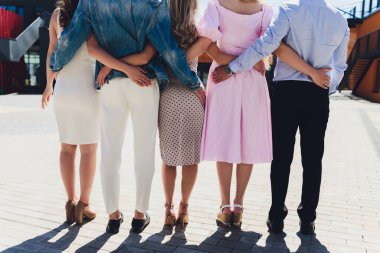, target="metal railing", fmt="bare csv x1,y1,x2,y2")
0,17,44,62
341,29,380,91
348,30,380,68
338,0,380,19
